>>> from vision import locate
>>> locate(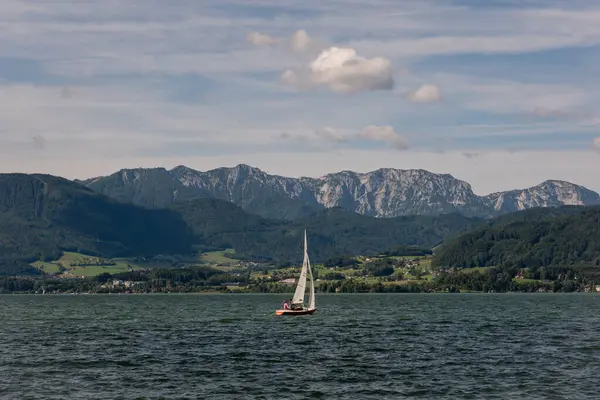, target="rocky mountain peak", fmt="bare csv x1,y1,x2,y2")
82,164,600,220
233,163,263,173
482,179,600,213
169,165,193,174
116,167,168,183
